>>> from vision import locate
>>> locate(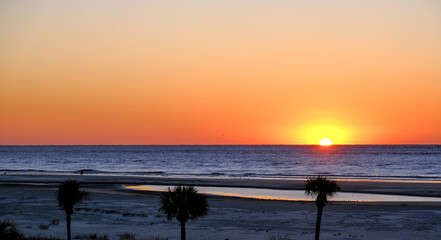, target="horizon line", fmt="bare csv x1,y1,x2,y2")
1,144,440,146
